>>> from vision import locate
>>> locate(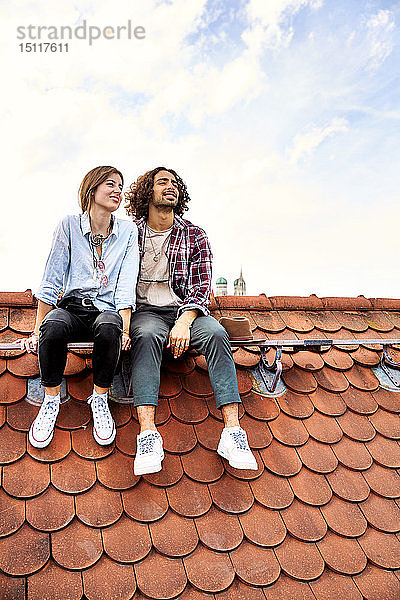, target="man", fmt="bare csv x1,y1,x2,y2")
125,167,257,475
